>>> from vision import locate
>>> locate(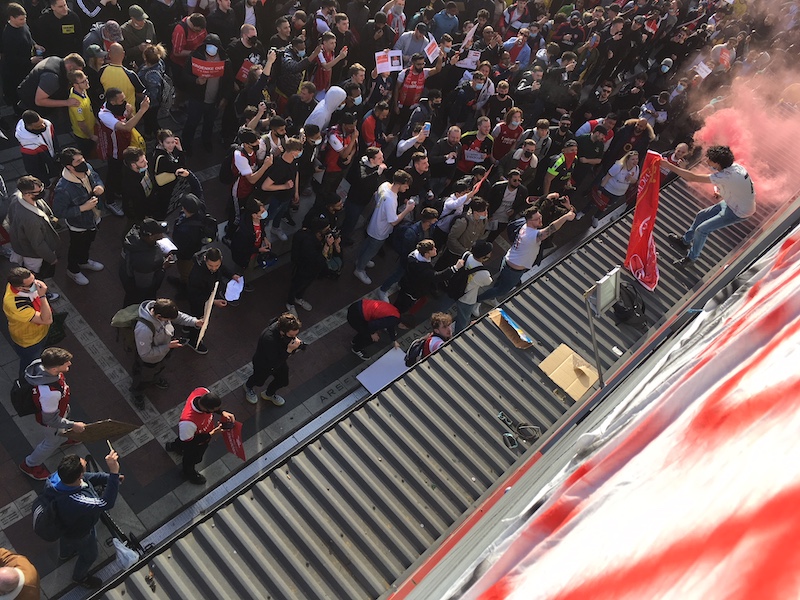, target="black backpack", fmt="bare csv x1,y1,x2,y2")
218,143,240,185
32,490,64,542
404,334,432,367
613,281,647,329
445,253,489,300
10,377,36,416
